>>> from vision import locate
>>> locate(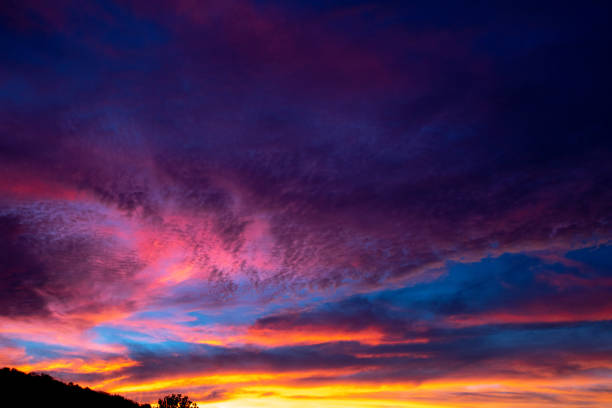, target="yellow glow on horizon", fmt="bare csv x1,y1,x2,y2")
191,378,612,408
109,368,363,394
197,395,450,408
100,369,612,408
